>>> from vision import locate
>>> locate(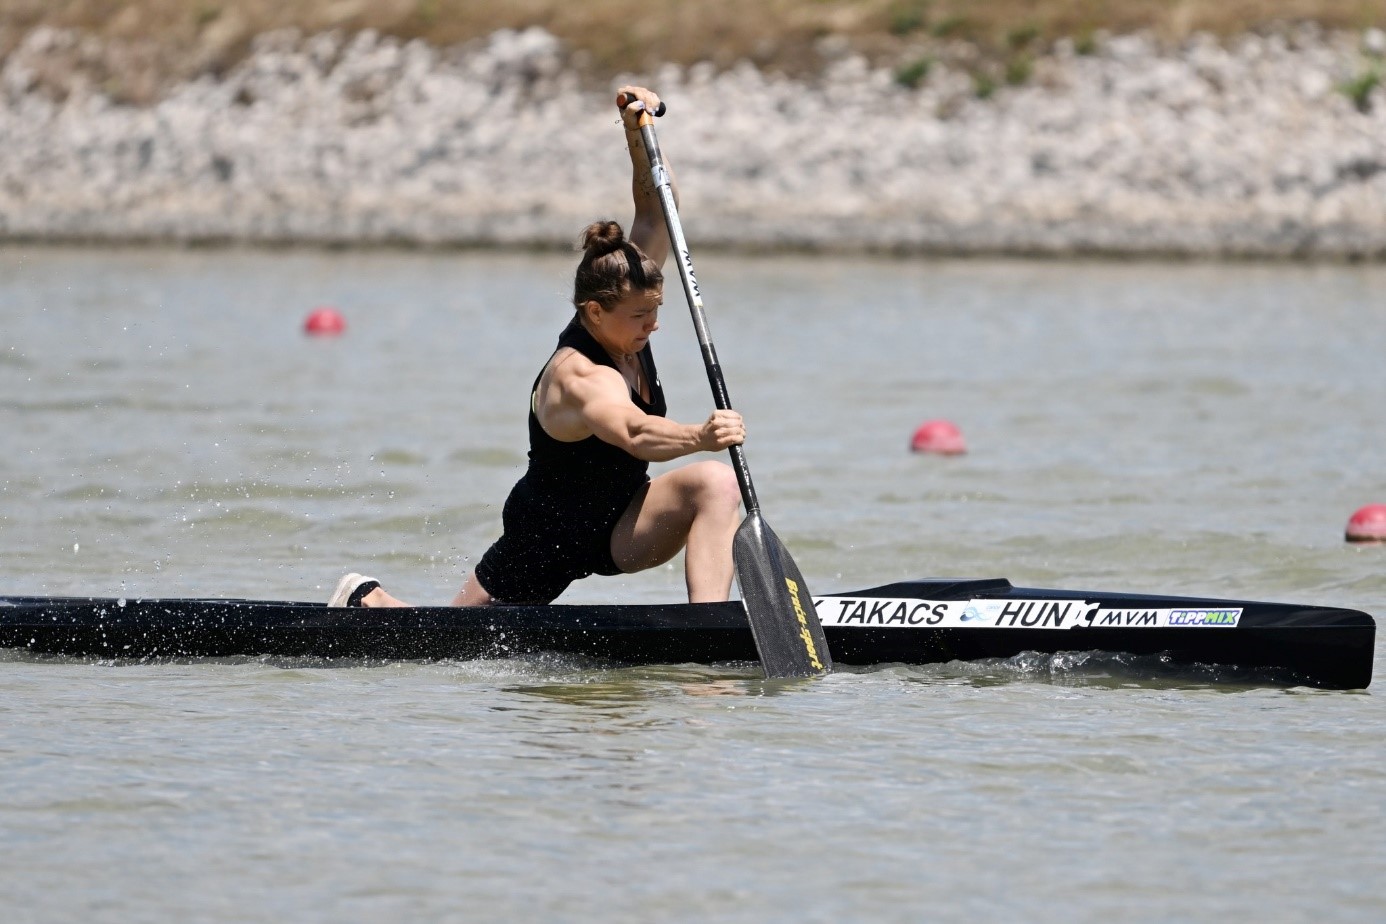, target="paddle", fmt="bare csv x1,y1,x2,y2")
619,94,832,678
